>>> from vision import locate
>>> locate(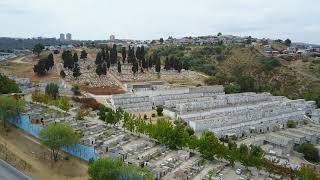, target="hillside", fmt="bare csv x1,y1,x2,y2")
148,44,320,105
